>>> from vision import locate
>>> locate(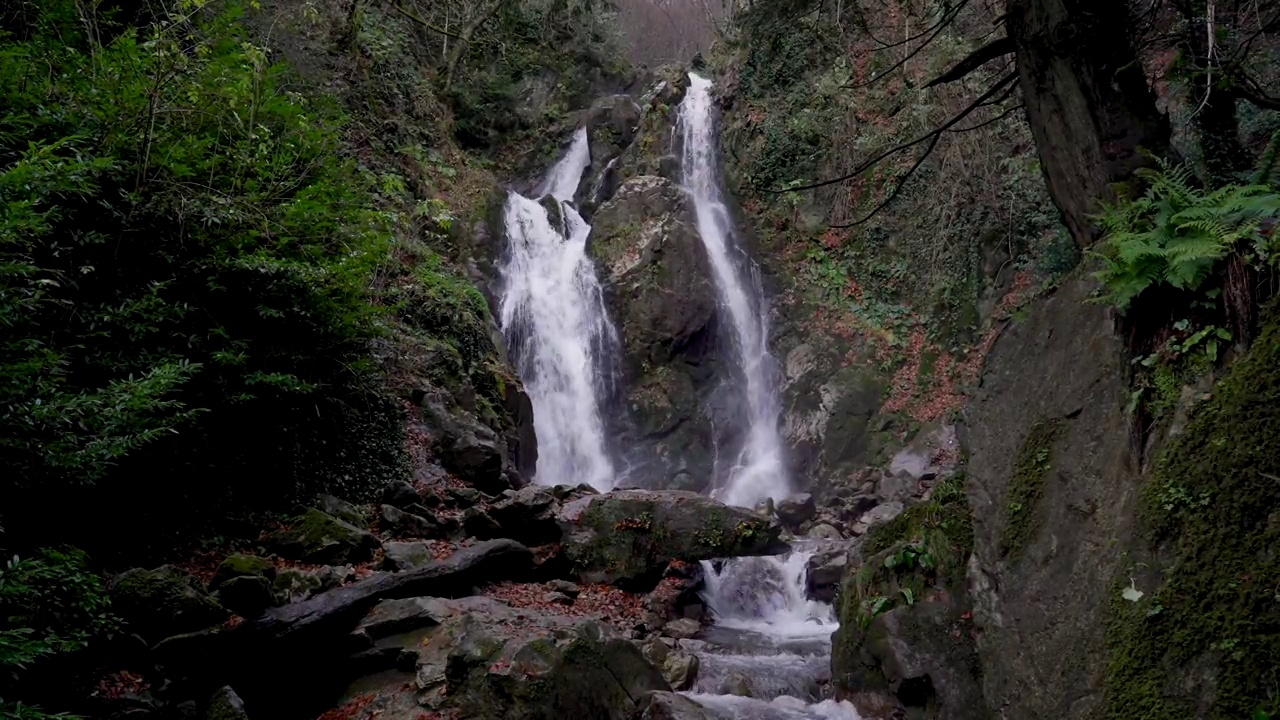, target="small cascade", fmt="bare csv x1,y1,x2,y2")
679,73,790,509
686,551,862,720
499,128,617,491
